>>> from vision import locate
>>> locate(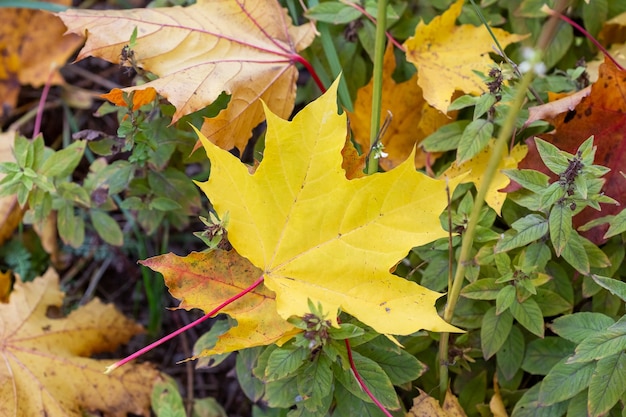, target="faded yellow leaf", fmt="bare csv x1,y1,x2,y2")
0,269,161,417
443,141,527,215
0,0,81,118
404,0,528,113
490,374,509,417
196,78,463,336
406,389,468,417
349,44,453,171
58,0,315,152
141,250,299,355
